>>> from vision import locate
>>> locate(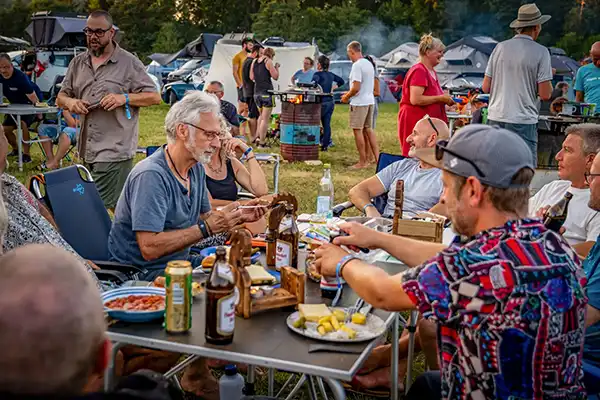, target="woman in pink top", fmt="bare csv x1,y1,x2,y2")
398,34,454,156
